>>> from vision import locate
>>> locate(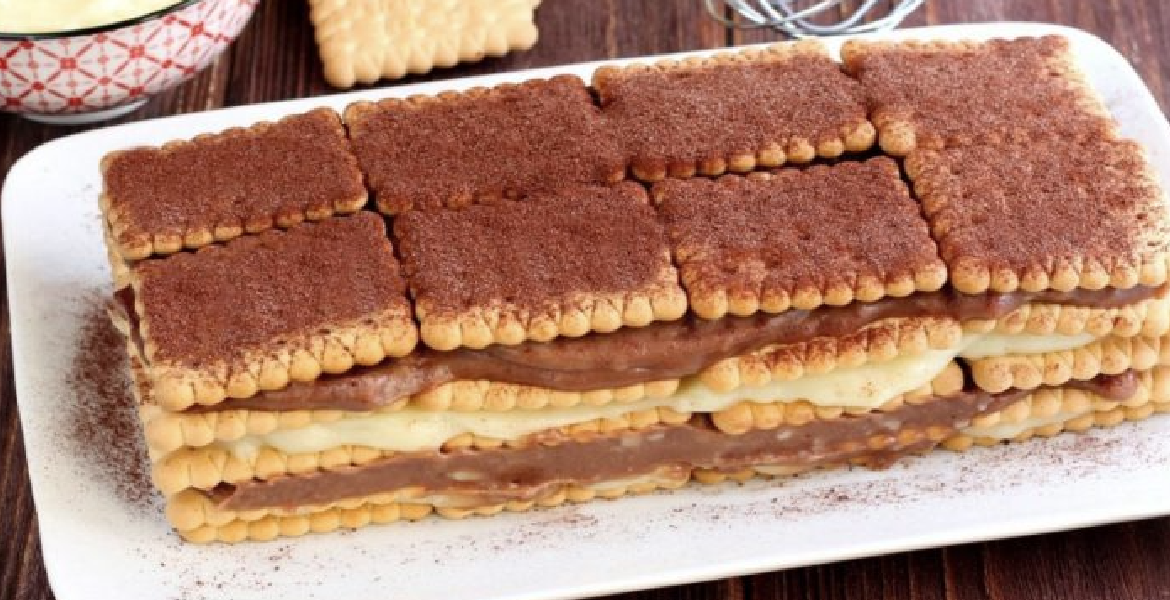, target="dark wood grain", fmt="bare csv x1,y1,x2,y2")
1,2,1168,599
